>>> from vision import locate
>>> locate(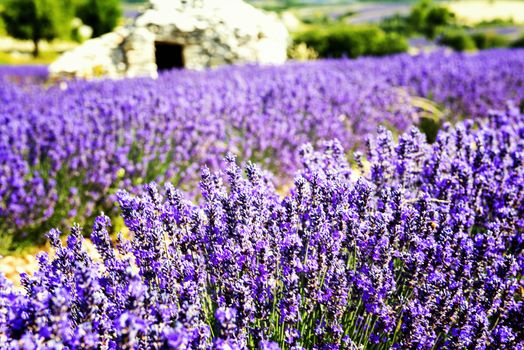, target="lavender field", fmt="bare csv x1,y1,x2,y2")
0,49,523,349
